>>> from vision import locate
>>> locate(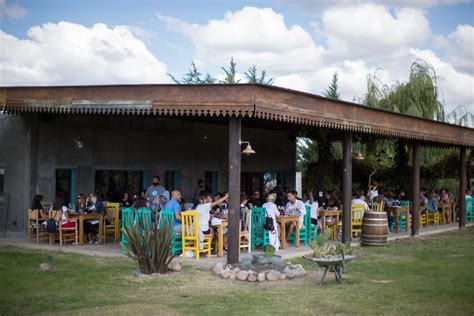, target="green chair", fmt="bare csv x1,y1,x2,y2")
466,198,473,222
288,206,310,246
160,210,182,255
250,207,269,250
306,206,319,243
136,208,153,230
121,207,135,253
391,201,410,232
